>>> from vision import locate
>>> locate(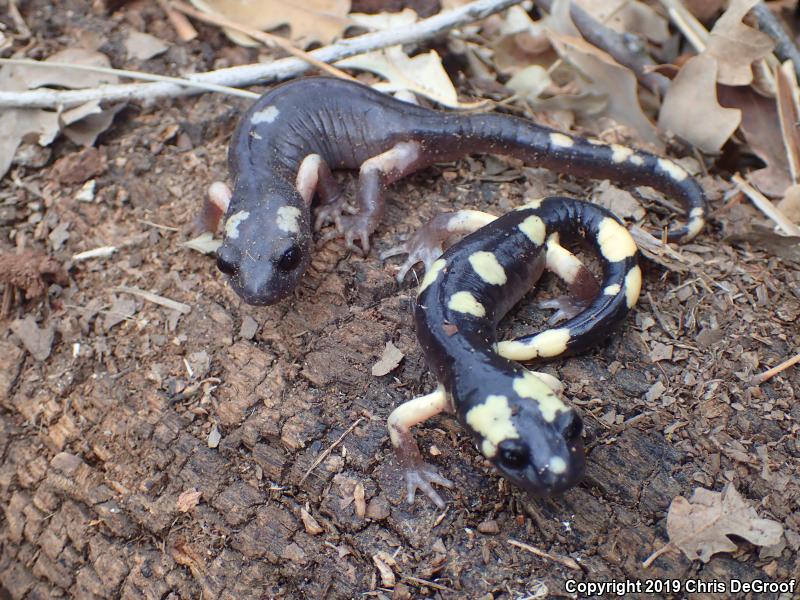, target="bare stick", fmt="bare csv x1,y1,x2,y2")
299,417,364,484
752,350,800,384
507,538,582,570
731,173,800,236
157,0,198,42
752,2,800,80
537,0,669,95
0,0,524,109
169,0,357,81
0,57,258,98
